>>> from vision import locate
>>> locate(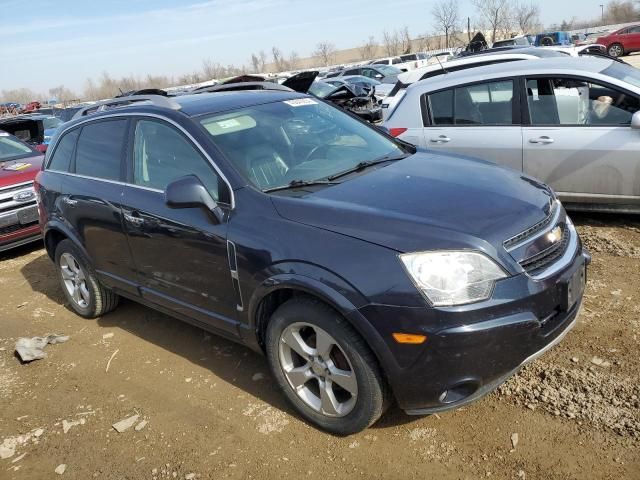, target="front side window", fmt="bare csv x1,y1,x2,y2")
75,119,127,180
48,129,79,172
427,80,514,125
133,120,220,200
526,77,640,125
199,98,405,192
